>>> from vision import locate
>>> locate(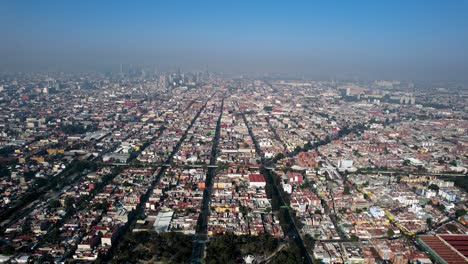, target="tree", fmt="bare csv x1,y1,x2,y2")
95,200,110,211
206,233,242,263
350,235,359,242
396,175,402,183
48,199,62,208
428,184,439,191
455,209,467,218
112,231,194,263
303,234,316,250
0,146,16,157
0,163,11,177
439,204,446,211
304,141,313,150
387,228,395,237
61,123,96,135
426,217,433,227
263,106,273,112
64,197,75,211
0,245,15,256
269,244,302,264
383,147,390,154
343,186,351,195
273,153,285,162
446,224,458,233
217,162,229,170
